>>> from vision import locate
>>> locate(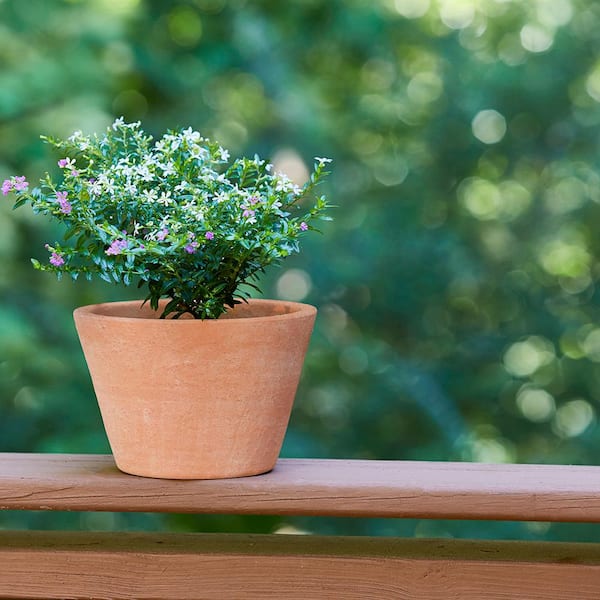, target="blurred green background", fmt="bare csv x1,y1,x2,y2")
2,0,600,541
